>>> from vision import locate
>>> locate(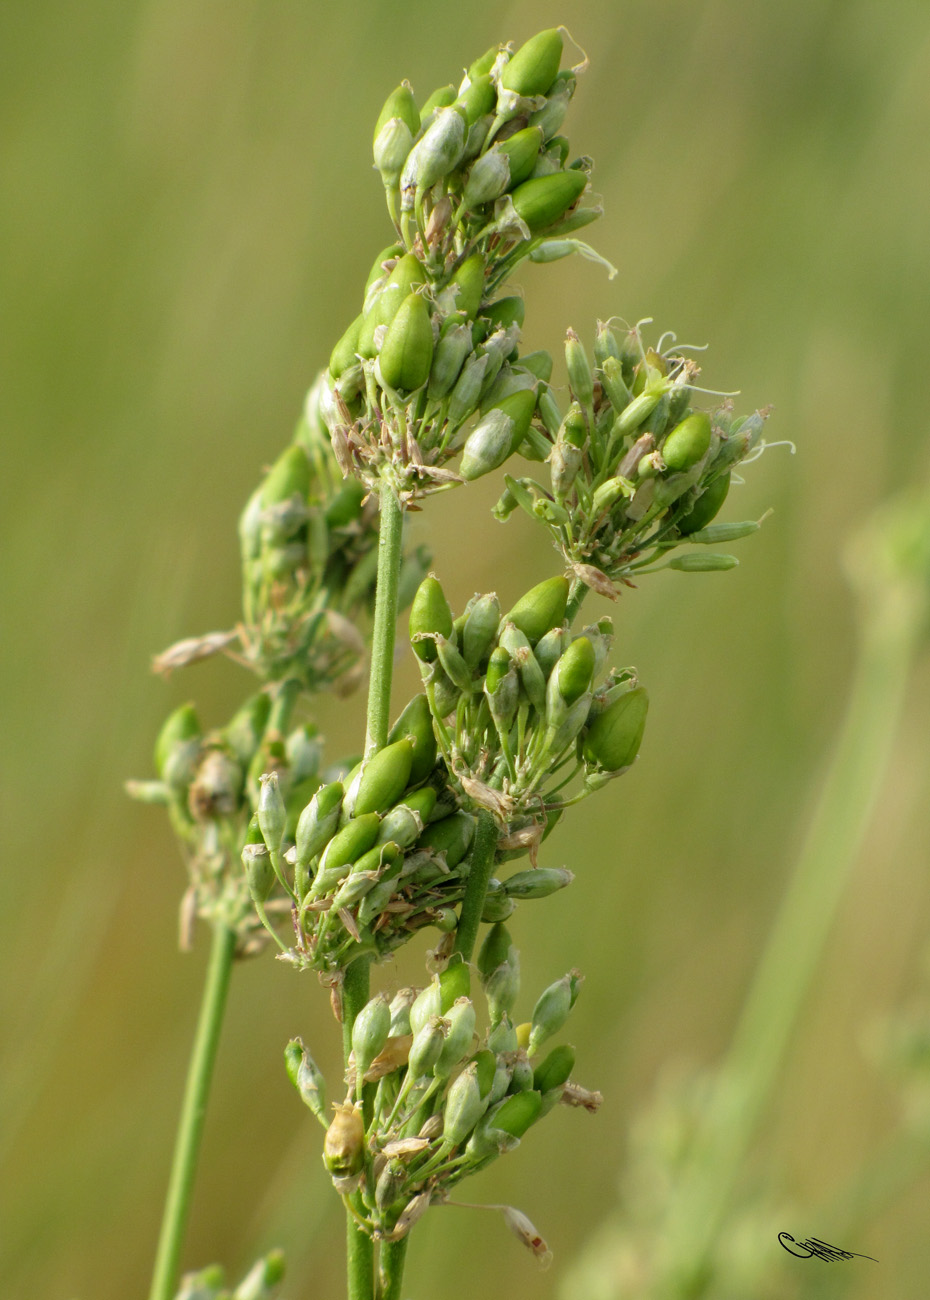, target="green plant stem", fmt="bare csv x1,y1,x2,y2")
365,484,404,756
343,956,375,1300
148,922,237,1300
565,581,588,627
452,810,498,963
379,1237,409,1300
657,575,924,1290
